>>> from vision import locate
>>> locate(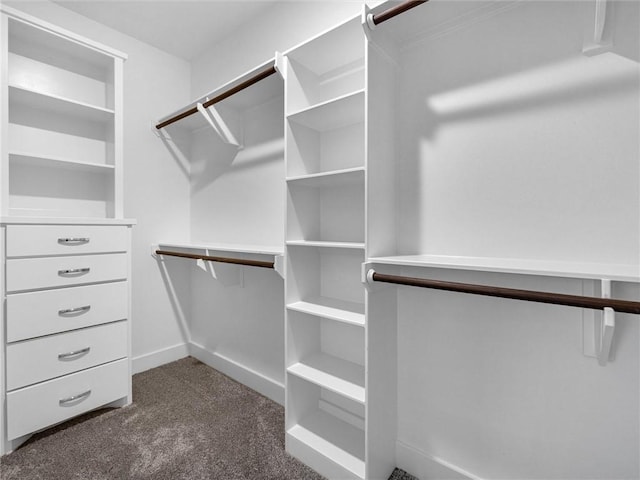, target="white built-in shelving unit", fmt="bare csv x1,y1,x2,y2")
2,10,124,218
283,15,368,480
1,5,134,456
